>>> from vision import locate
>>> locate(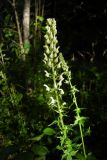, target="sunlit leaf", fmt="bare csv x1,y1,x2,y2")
37,16,44,22
43,127,55,136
